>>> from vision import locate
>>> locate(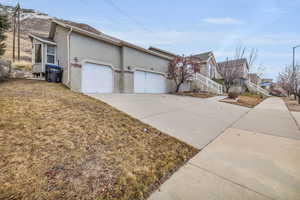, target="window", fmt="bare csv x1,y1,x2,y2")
34,44,42,63
47,45,56,64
